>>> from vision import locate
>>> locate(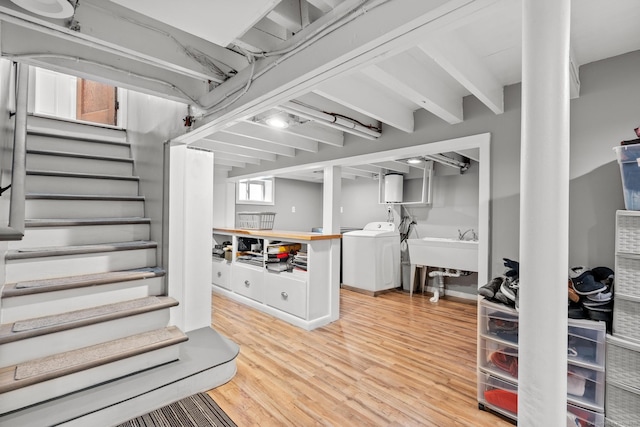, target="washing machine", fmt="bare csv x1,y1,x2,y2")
342,222,400,293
